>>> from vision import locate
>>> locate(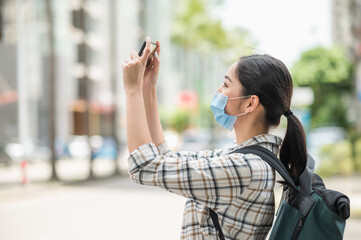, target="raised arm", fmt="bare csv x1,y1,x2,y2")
142,41,165,146
122,37,153,153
